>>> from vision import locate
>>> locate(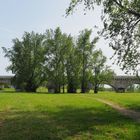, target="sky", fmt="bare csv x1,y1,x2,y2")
0,0,125,75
